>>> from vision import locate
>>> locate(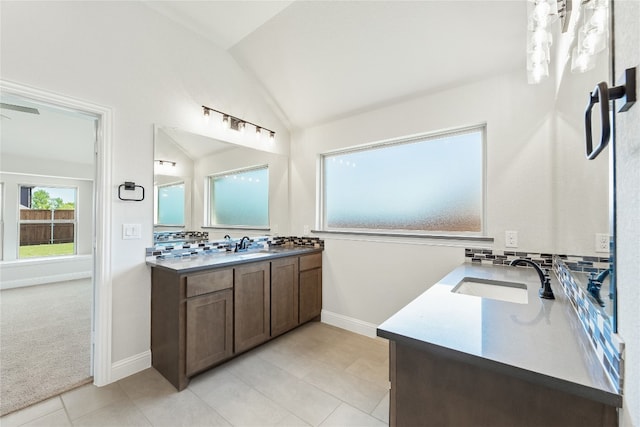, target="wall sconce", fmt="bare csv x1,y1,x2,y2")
526,0,609,84
202,105,275,141
526,0,572,84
